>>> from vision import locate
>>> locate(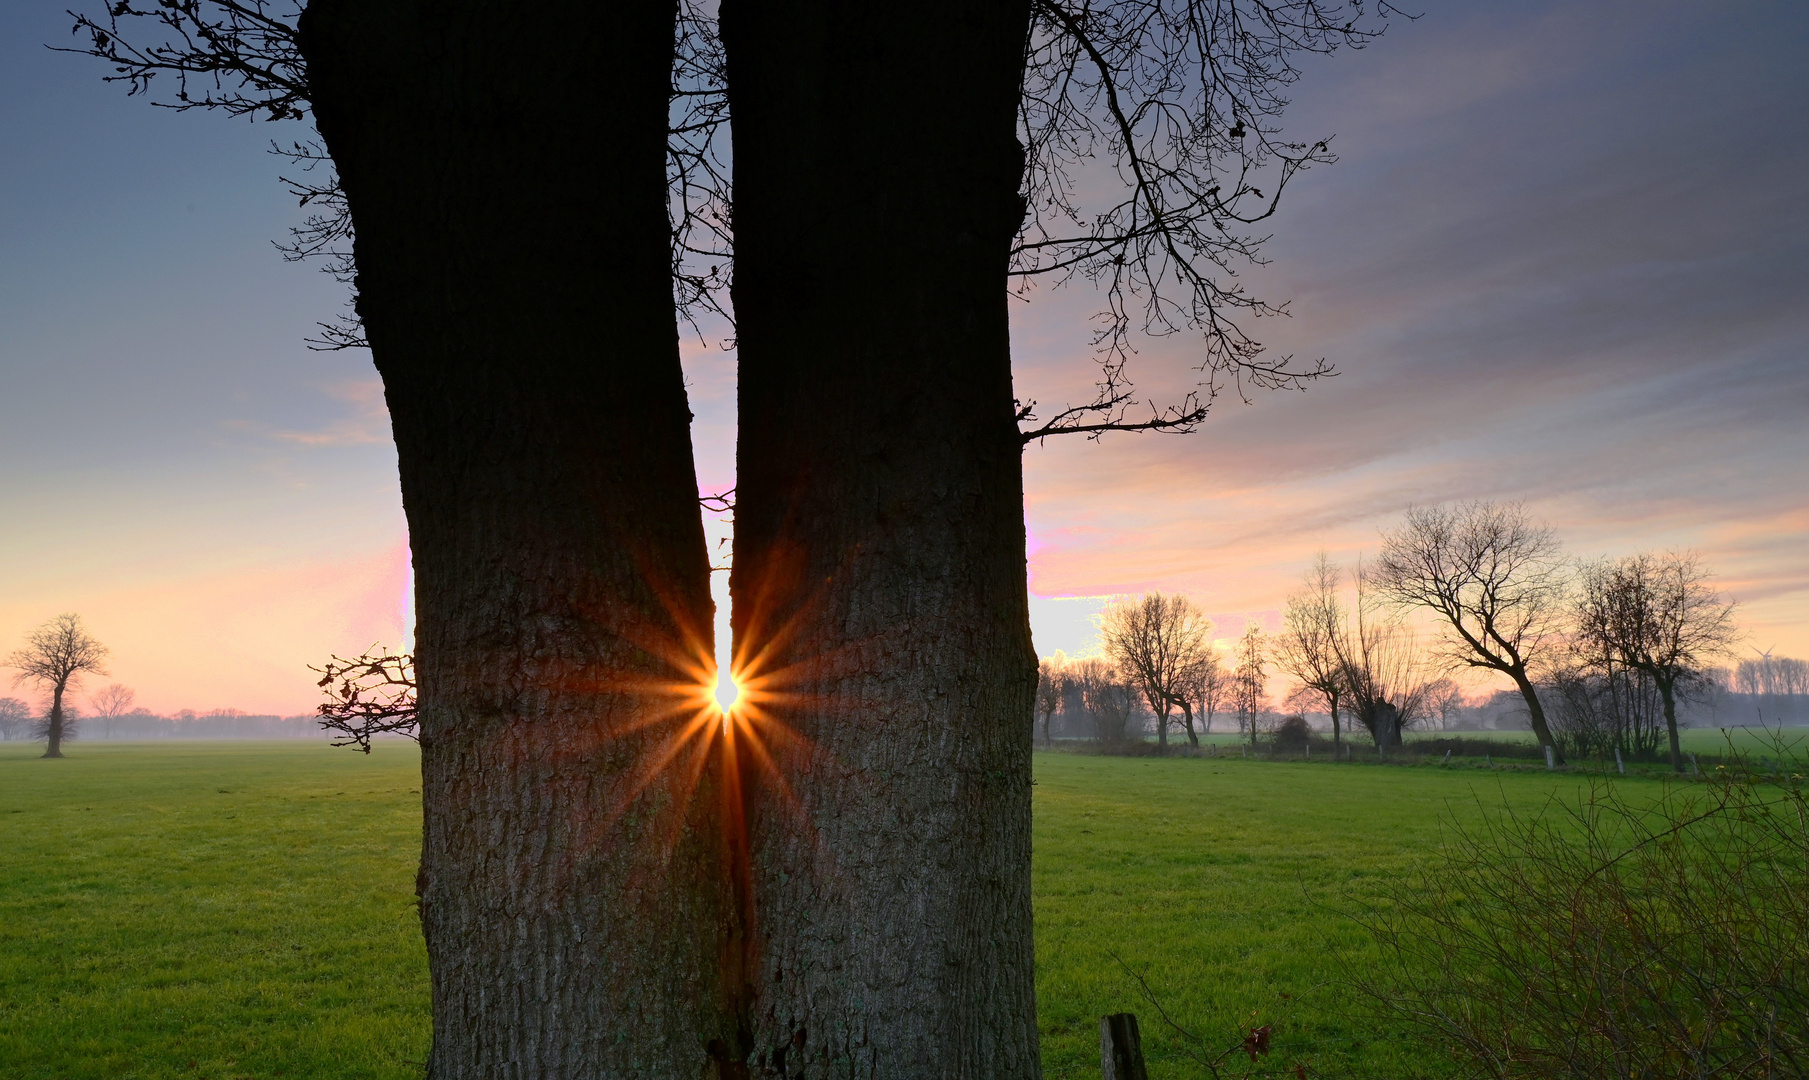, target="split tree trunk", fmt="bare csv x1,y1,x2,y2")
723,0,1040,1074
300,4,734,1075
